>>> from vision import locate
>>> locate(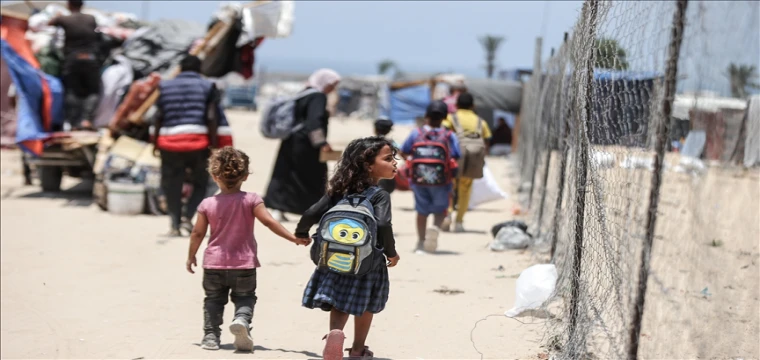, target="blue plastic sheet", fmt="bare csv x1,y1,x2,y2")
388,85,430,125
1,39,64,155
